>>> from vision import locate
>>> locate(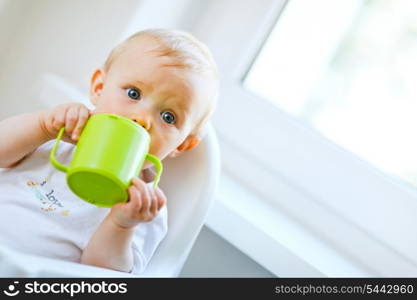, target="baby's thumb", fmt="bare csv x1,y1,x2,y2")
155,188,166,210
